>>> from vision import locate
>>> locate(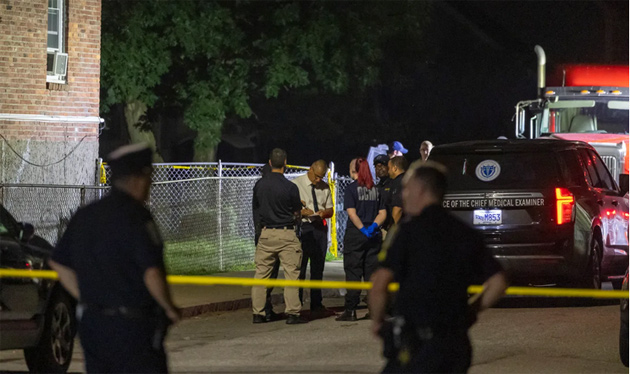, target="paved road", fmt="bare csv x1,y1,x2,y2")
0,297,626,373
